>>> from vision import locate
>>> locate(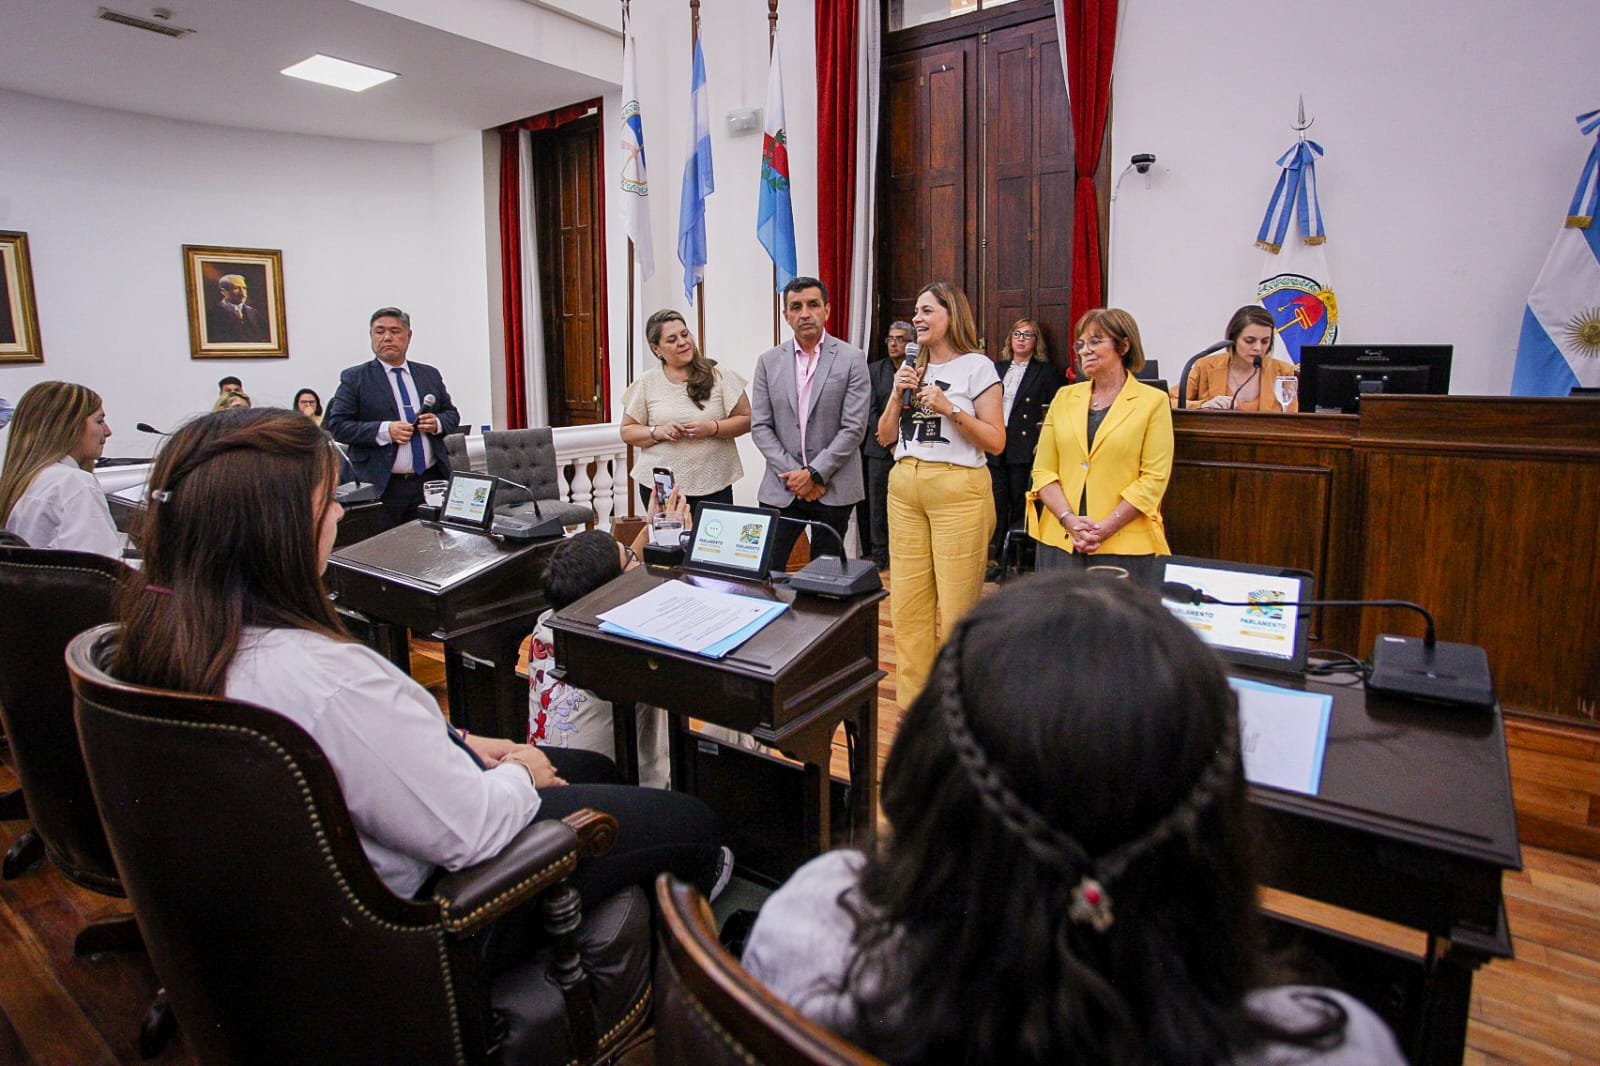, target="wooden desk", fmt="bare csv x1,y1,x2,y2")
546,567,886,860
325,522,558,739
1234,665,1520,1065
